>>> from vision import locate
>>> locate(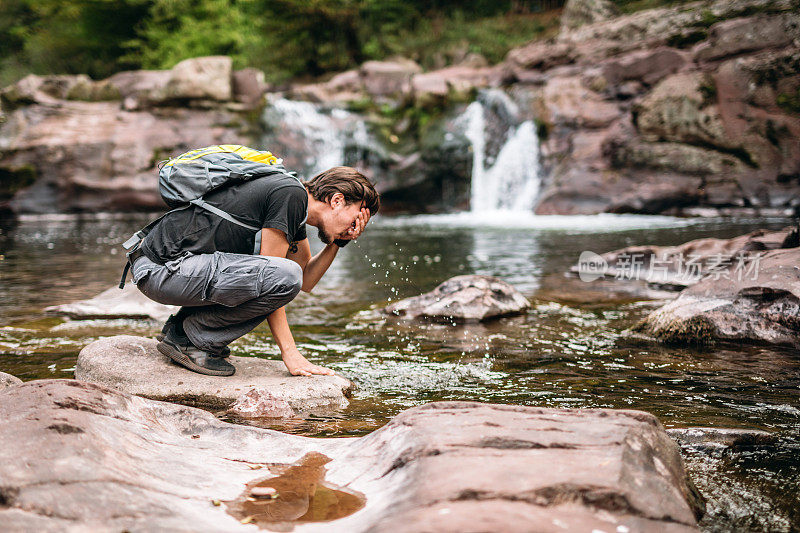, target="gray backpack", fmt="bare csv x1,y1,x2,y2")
119,144,298,288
